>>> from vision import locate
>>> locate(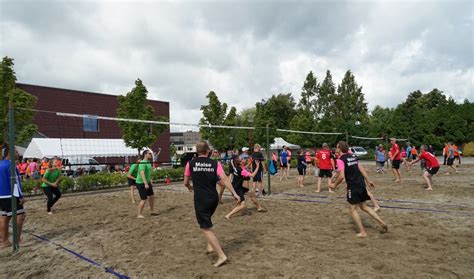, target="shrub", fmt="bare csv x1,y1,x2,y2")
59,176,75,192
22,179,41,194
462,142,474,156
